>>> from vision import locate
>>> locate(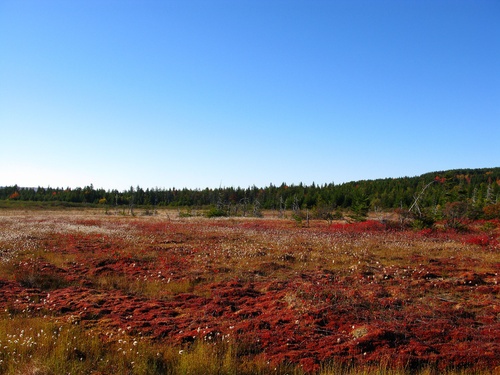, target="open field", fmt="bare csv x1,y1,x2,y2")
0,209,499,374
